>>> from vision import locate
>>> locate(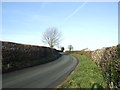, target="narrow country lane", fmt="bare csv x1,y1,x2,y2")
3,54,78,88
